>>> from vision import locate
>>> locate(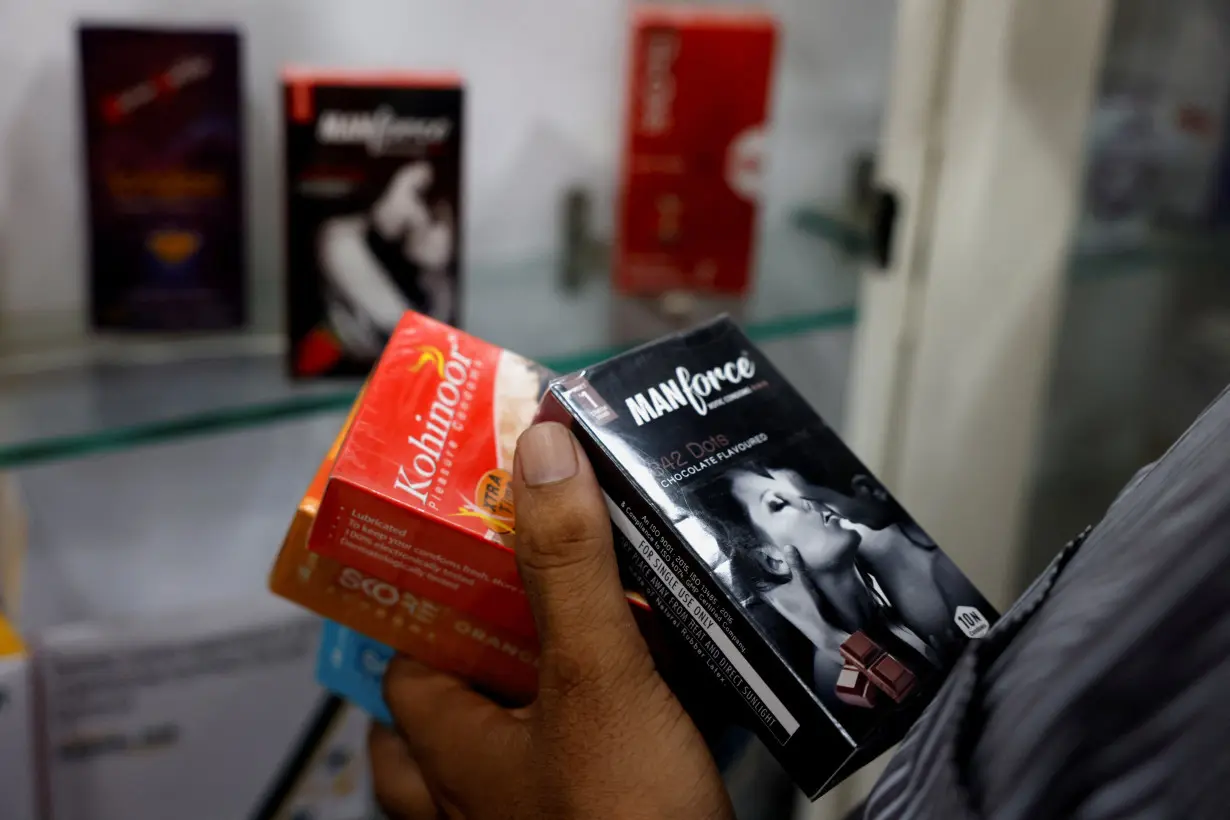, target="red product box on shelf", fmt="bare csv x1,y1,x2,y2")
306,312,552,643
615,5,778,296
